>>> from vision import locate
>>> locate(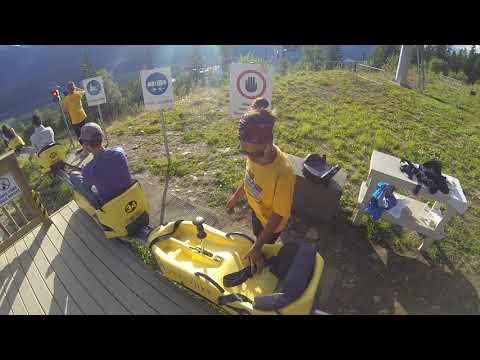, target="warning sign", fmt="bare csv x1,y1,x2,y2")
0,173,21,207
83,76,107,106
230,63,272,116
